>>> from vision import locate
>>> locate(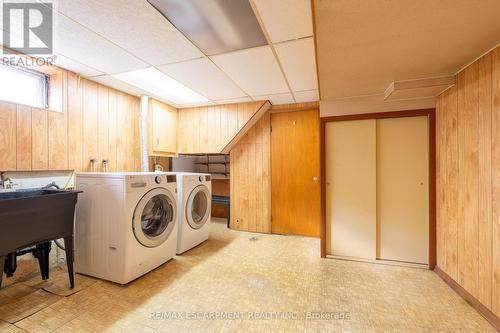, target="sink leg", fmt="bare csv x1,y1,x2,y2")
5,253,17,277
0,255,5,288
36,243,50,280
44,242,51,279
64,236,75,289
35,244,44,279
